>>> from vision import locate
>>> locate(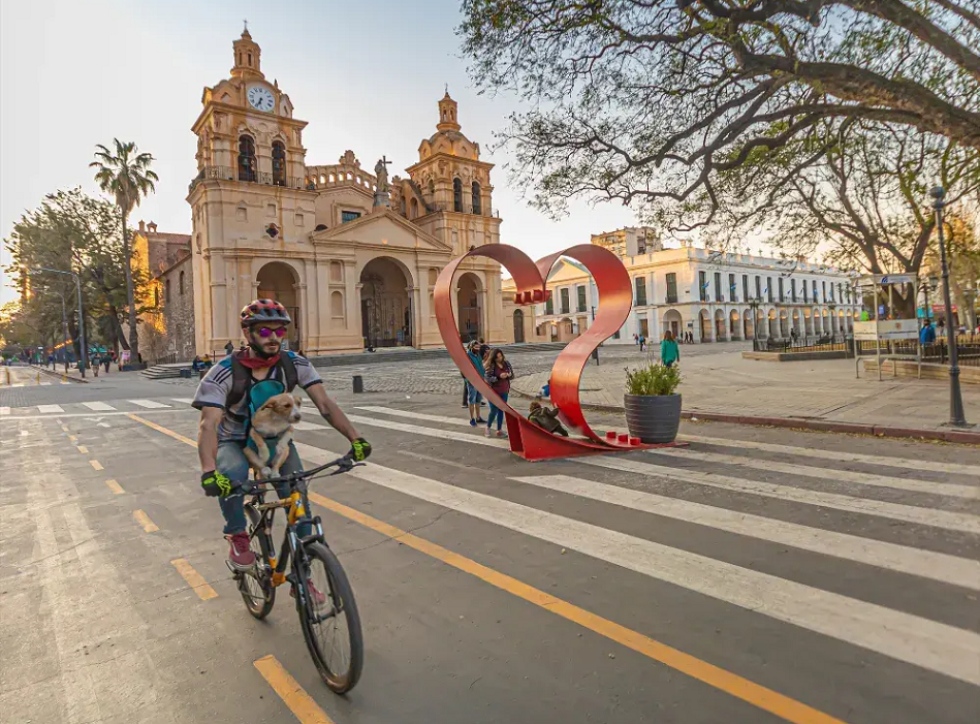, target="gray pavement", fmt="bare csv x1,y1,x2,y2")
1,380,978,724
